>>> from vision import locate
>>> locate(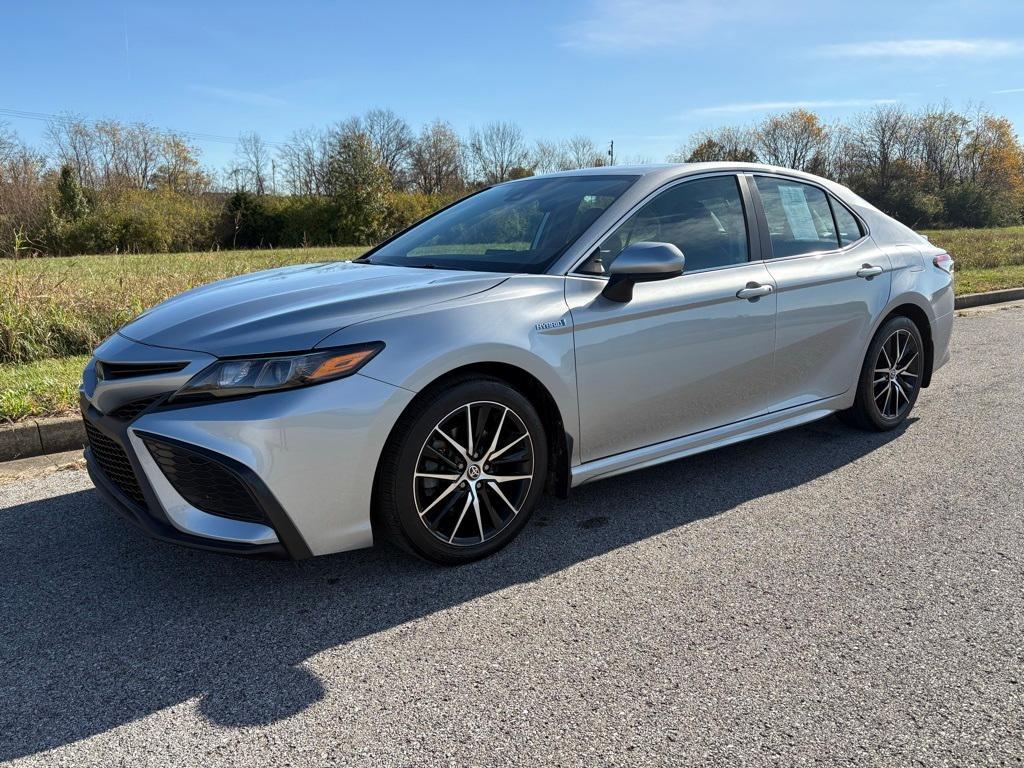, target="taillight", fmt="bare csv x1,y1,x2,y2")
933,252,953,273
